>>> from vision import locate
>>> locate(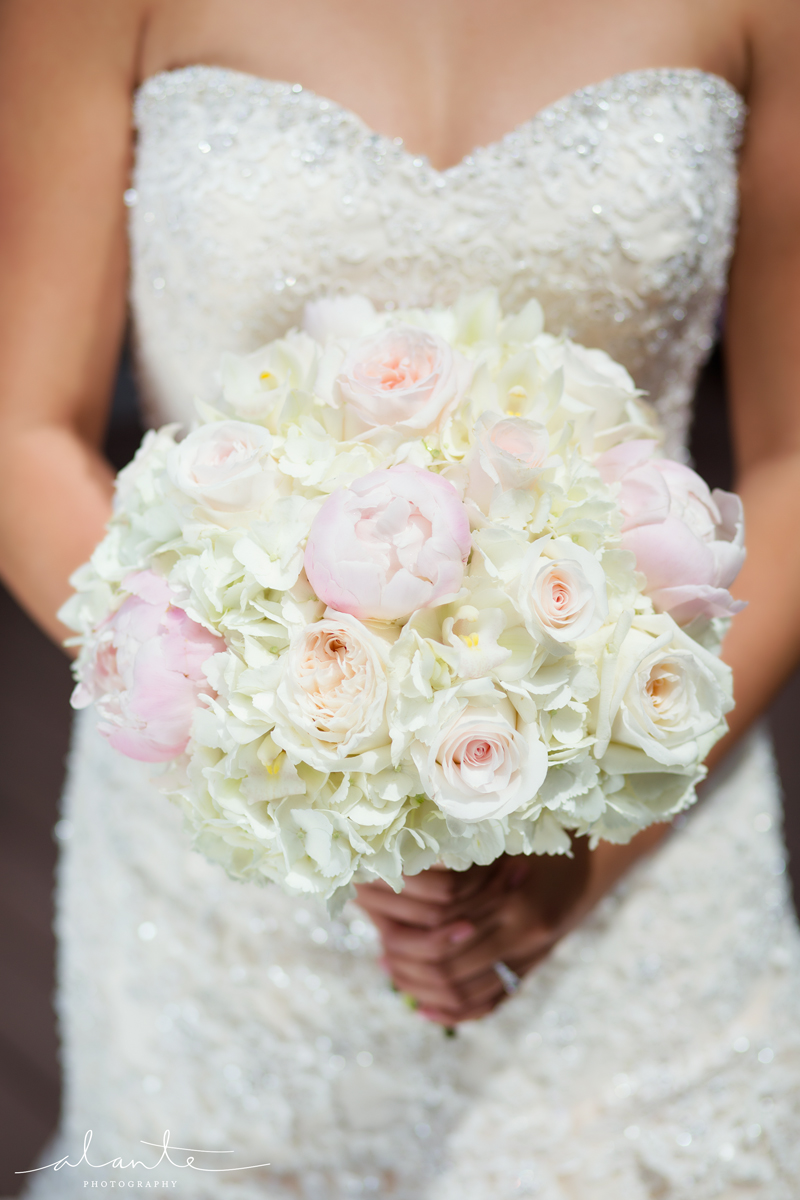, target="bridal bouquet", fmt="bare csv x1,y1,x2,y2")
61,290,745,902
